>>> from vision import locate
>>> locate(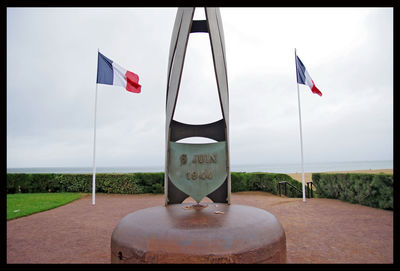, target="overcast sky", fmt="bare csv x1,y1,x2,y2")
6,7,393,169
